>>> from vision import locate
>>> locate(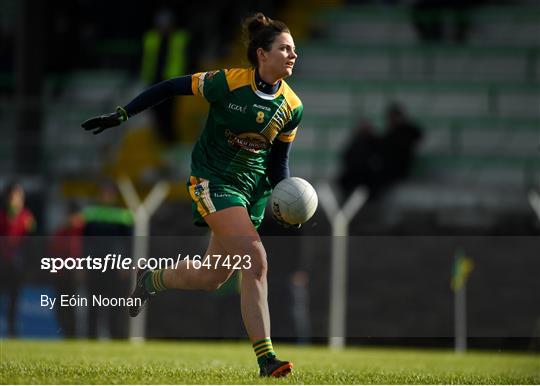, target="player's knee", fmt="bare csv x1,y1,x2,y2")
202,270,231,291
202,279,222,291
